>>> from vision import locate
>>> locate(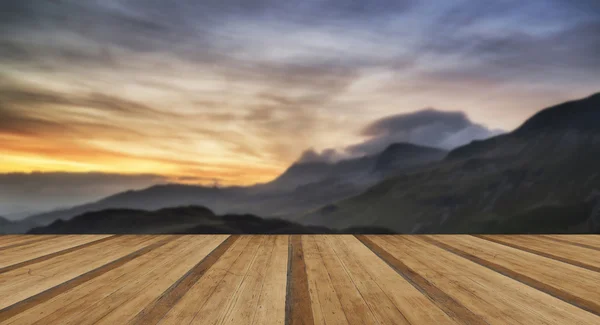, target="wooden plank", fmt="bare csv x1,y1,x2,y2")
158,236,258,325
368,235,600,325
314,236,379,325
0,236,19,245
302,235,349,325
323,235,408,325
0,235,168,312
94,235,230,325
0,235,114,268
0,236,58,250
64,235,230,325
333,236,457,325
426,235,600,316
544,235,600,248
252,235,288,325
0,236,192,325
0,236,116,275
358,235,485,325
286,235,314,325
129,235,237,325
477,235,600,272
1,236,199,325
190,235,265,325
541,235,600,251
220,236,286,325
